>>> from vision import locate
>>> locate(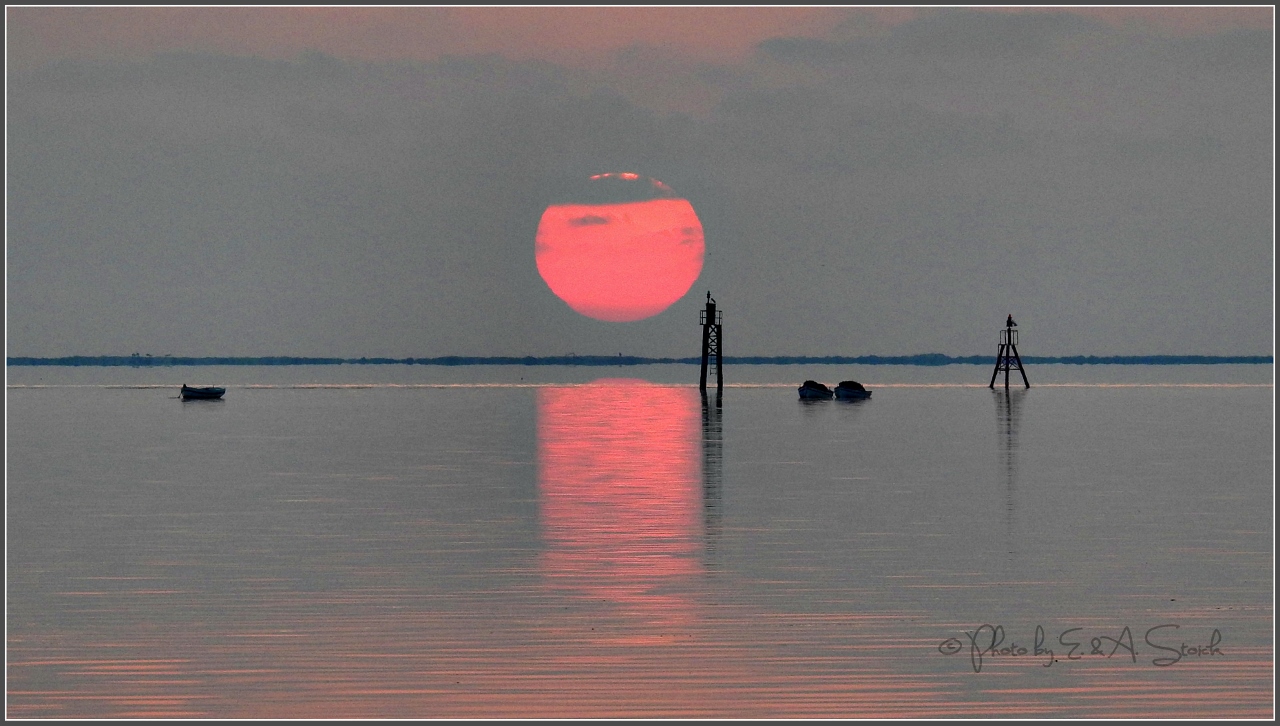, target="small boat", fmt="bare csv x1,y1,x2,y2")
798,380,834,400
834,380,872,400
180,384,226,400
